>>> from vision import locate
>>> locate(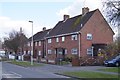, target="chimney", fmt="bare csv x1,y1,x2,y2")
43,27,46,31
82,7,89,16
63,14,70,21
